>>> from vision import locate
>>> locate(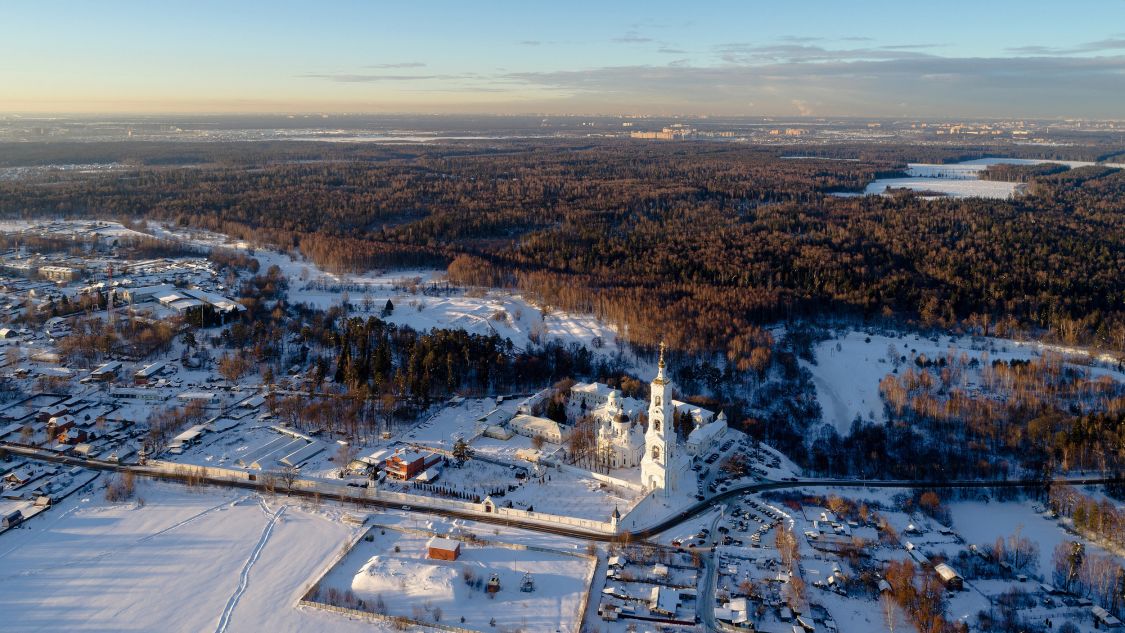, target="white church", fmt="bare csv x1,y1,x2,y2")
570,342,729,496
